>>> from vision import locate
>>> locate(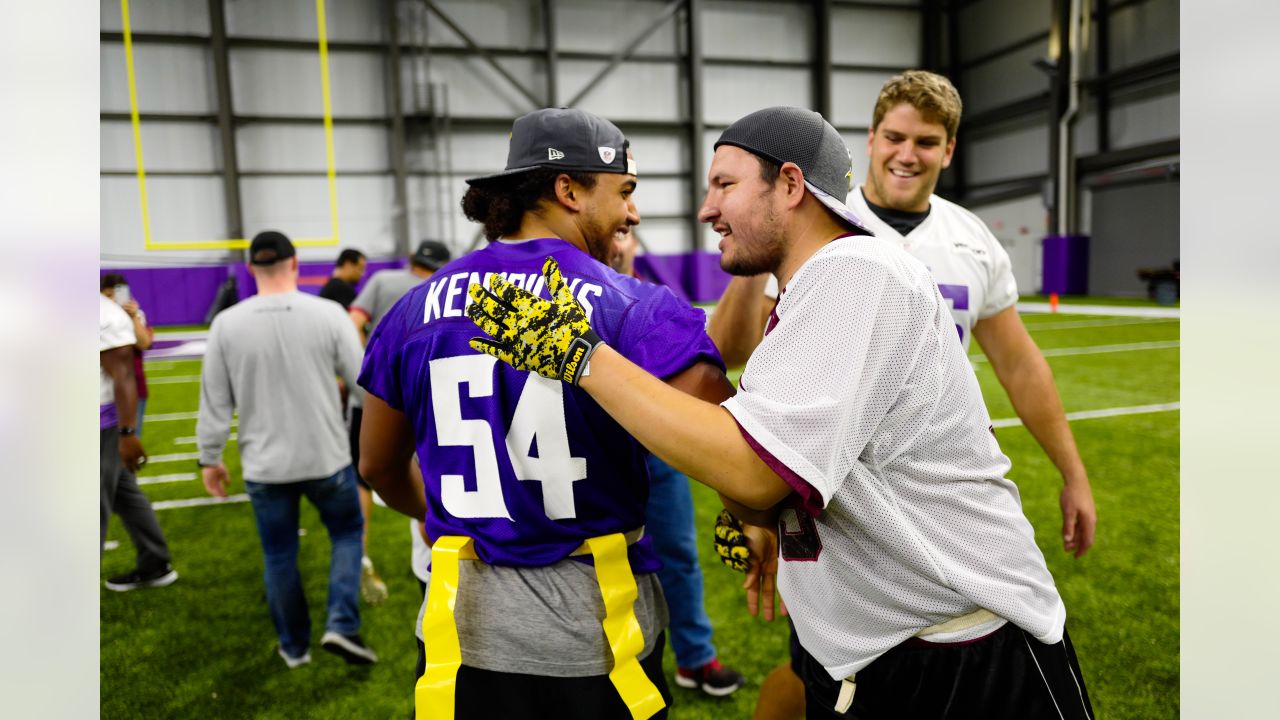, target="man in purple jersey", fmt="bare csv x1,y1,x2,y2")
357,108,735,720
